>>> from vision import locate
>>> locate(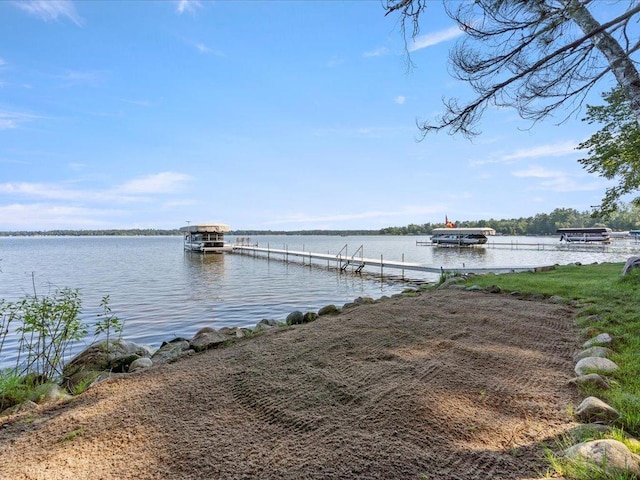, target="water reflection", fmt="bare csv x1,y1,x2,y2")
431,246,487,269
